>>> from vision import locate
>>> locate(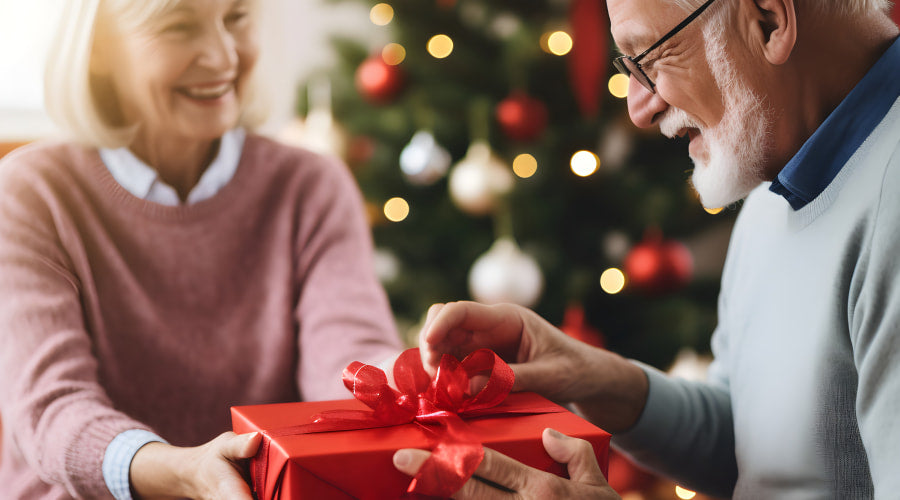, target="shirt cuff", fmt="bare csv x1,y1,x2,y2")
102,429,168,500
